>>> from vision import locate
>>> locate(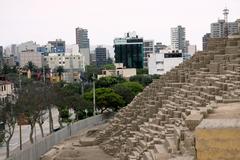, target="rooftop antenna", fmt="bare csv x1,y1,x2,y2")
223,6,229,37
223,6,229,22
